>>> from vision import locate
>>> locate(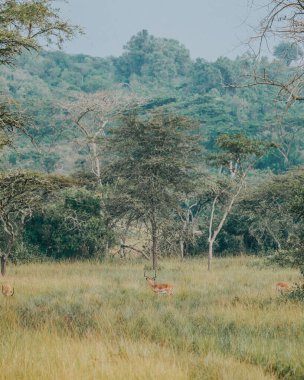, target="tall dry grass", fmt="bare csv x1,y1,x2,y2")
0,257,303,379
